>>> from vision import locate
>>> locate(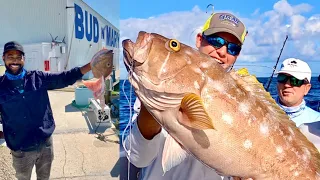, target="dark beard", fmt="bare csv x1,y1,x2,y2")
5,64,23,75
